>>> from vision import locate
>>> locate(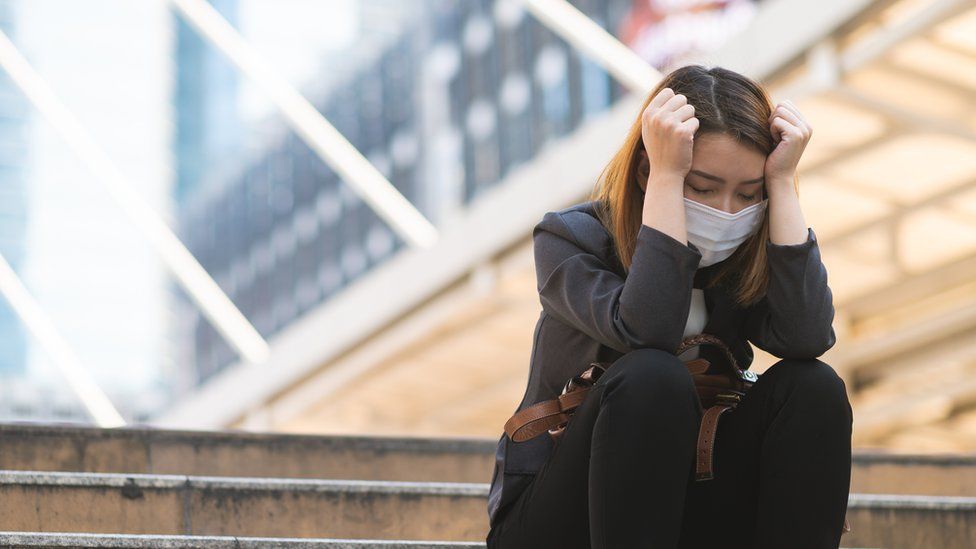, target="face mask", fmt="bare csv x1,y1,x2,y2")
684,197,768,268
